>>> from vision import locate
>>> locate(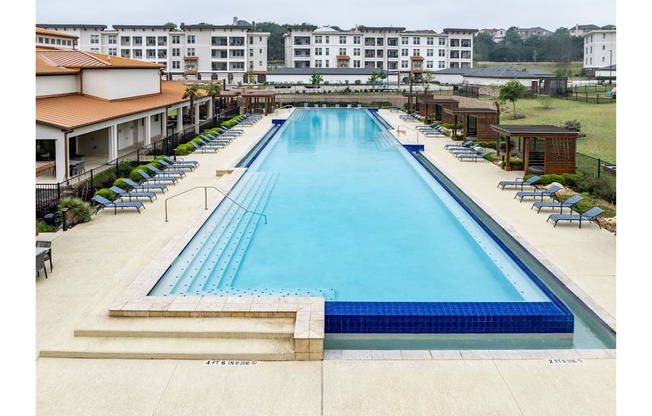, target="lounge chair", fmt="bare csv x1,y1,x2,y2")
137,169,178,185
199,135,230,146
123,178,167,193
164,155,198,168
147,165,185,178
160,159,194,172
444,140,474,150
458,150,492,162
547,207,604,229
532,194,584,214
190,141,218,153
452,146,484,157
92,195,144,214
109,185,156,203
497,175,541,191
514,184,563,202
